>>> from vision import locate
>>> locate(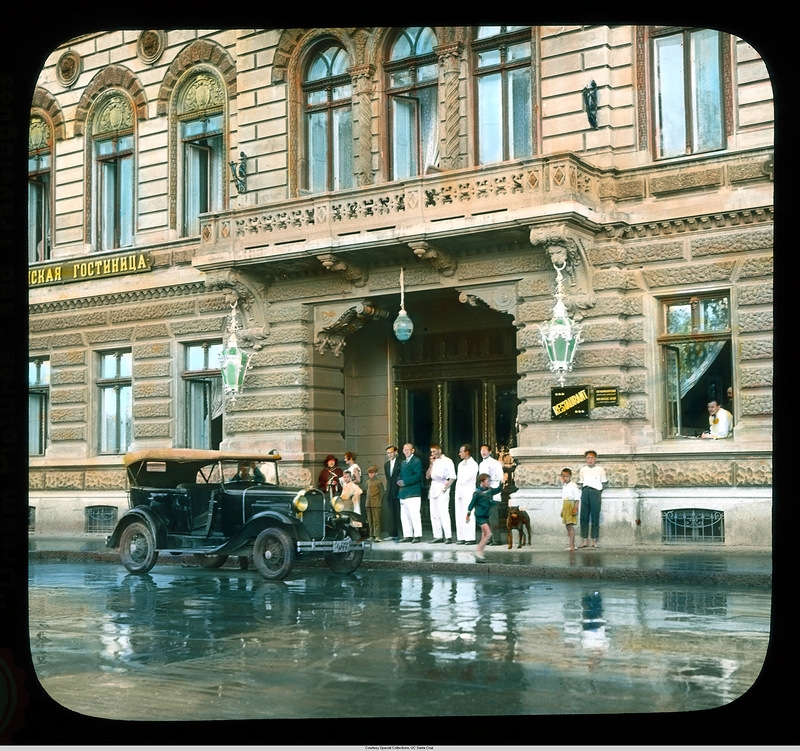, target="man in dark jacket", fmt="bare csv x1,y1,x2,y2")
397,443,423,542
383,445,402,540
